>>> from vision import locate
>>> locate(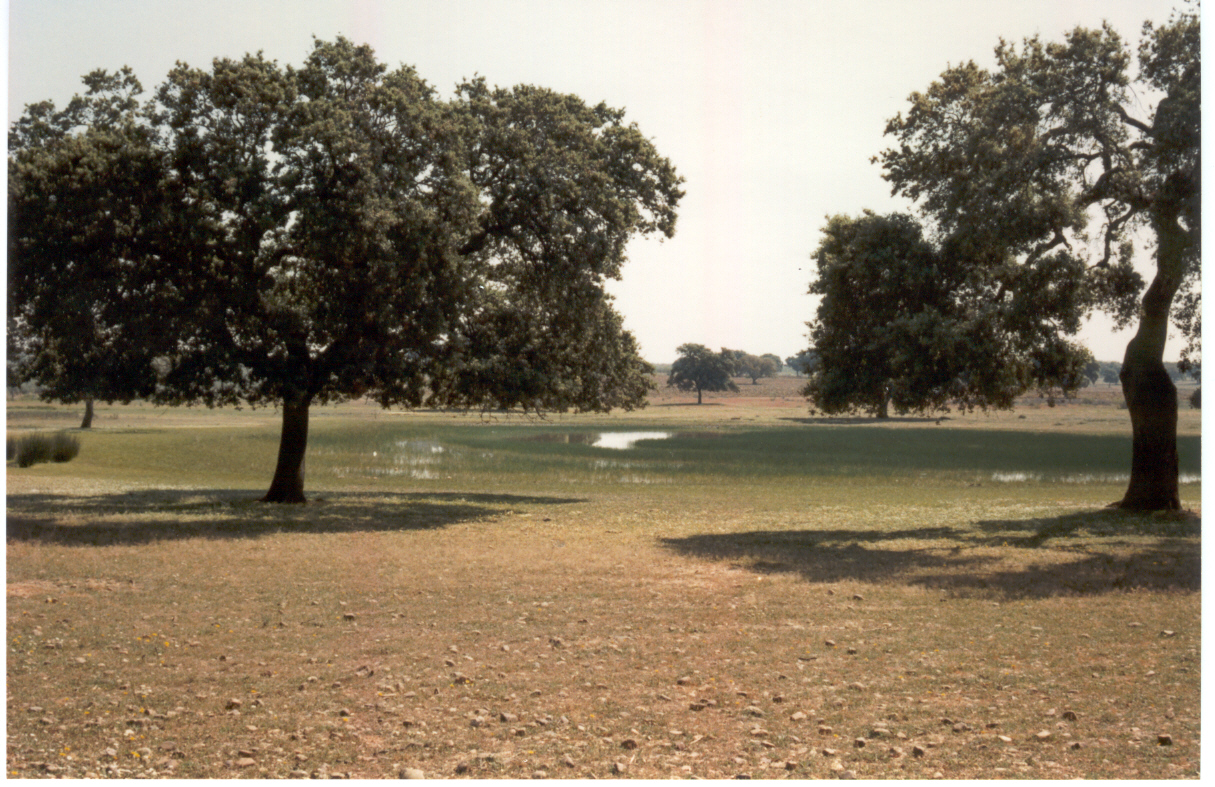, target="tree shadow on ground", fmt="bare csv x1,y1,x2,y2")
971,507,1201,546
6,489,587,547
659,509,1200,599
